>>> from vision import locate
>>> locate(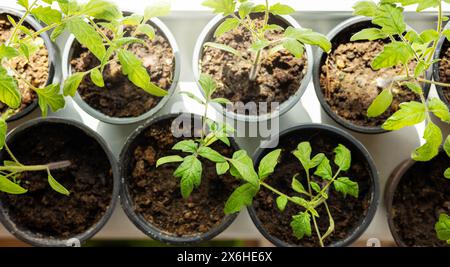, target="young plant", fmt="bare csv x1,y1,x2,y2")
61,0,171,97
435,213,450,245
156,74,256,198
224,141,358,247
352,0,450,244
202,0,331,81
